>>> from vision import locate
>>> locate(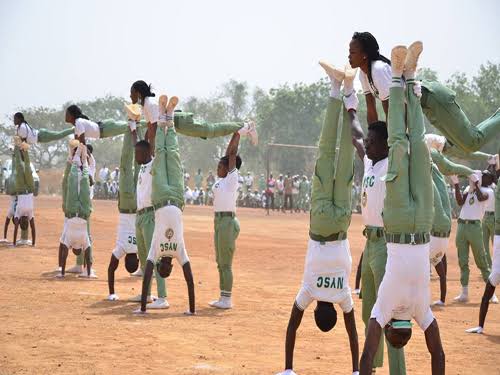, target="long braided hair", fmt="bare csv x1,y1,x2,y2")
131,80,155,106
352,32,391,94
